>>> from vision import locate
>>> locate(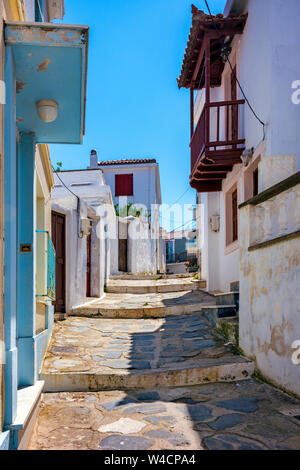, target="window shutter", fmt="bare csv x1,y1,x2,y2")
115,174,133,197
